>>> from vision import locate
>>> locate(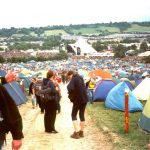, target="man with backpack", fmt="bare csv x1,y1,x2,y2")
42,70,58,133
